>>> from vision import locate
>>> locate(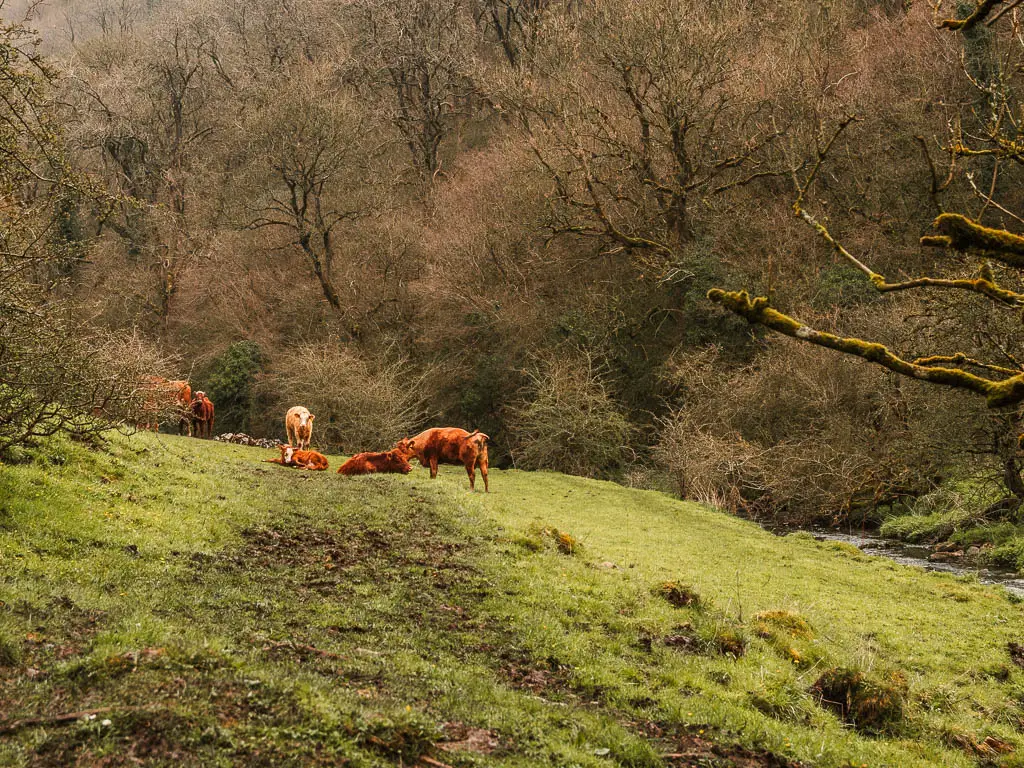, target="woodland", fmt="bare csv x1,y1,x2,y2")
5,0,1024,532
